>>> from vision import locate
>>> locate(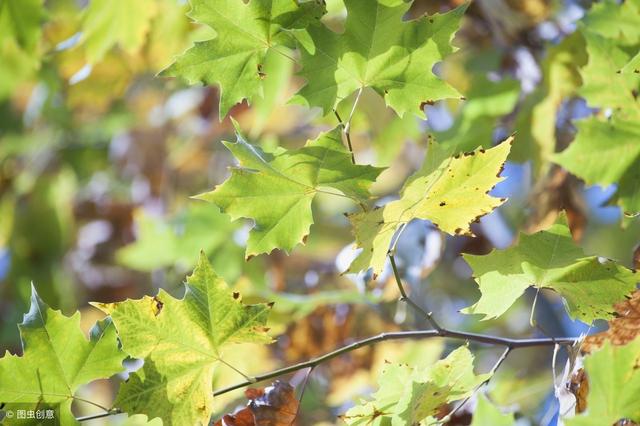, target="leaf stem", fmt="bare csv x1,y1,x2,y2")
334,87,364,164
389,253,443,333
